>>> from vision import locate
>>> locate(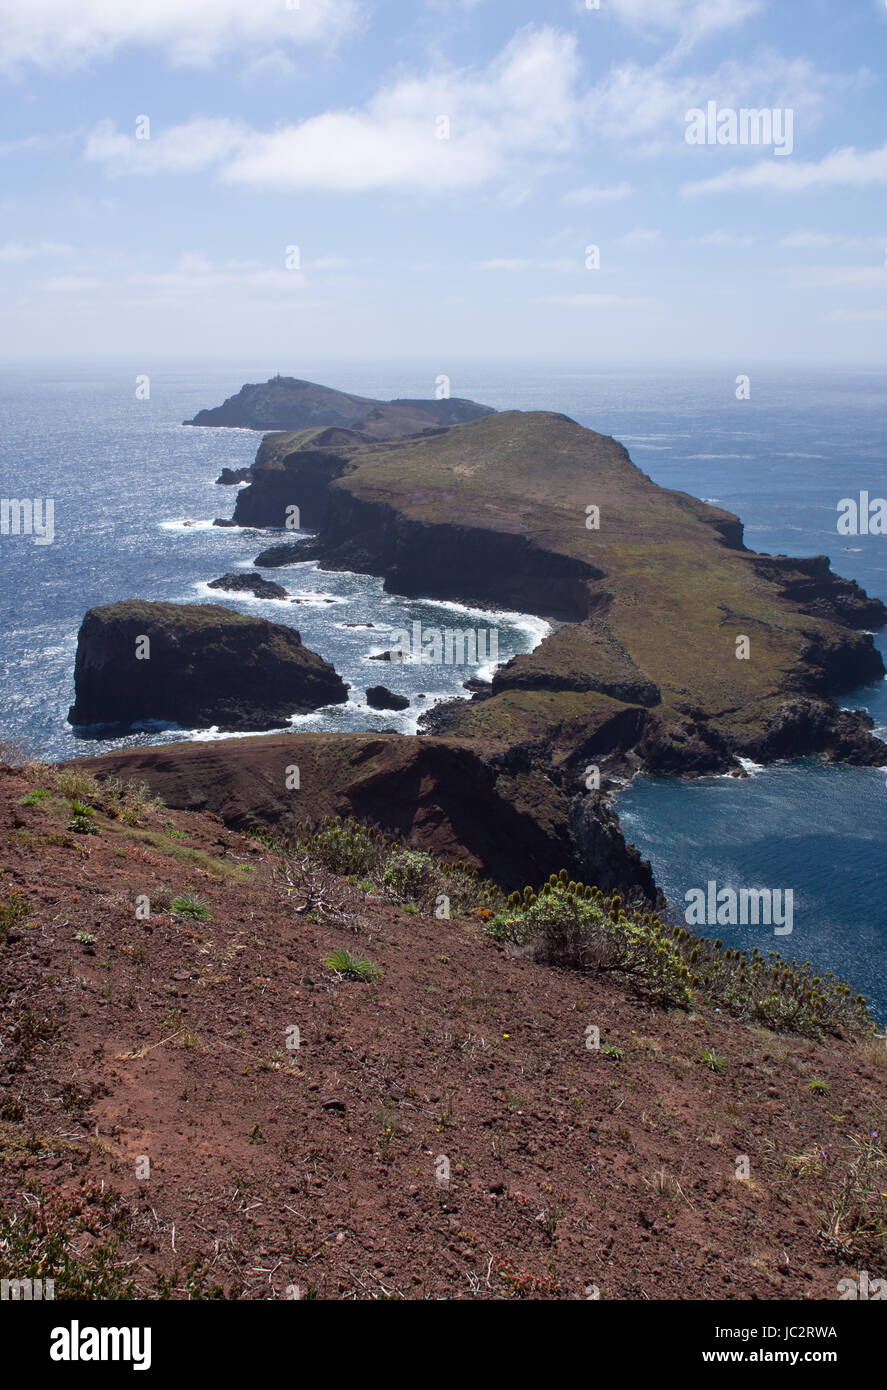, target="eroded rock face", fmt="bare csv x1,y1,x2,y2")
75,732,661,901
67,601,348,733
737,699,886,766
